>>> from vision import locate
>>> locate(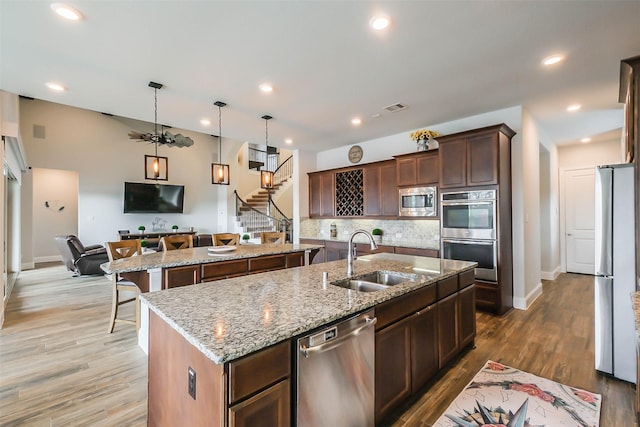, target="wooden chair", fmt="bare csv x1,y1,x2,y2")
158,234,193,251
106,240,142,333
213,233,240,246
260,231,286,244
